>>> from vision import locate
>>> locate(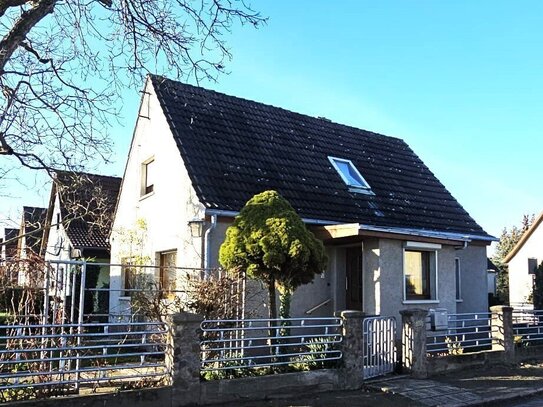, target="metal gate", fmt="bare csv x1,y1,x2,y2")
363,316,397,379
